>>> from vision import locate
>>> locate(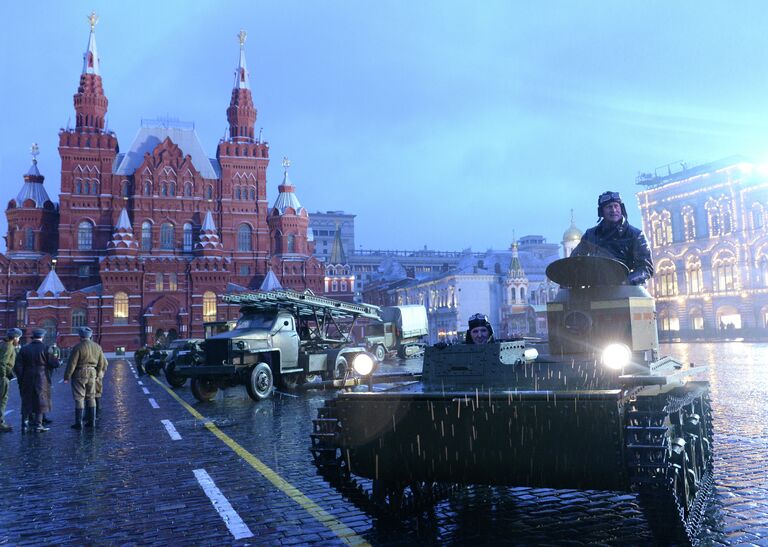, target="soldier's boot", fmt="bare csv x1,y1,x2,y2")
84,406,96,428
71,408,84,430
0,421,12,432
21,414,29,434
33,414,49,433
42,414,53,425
